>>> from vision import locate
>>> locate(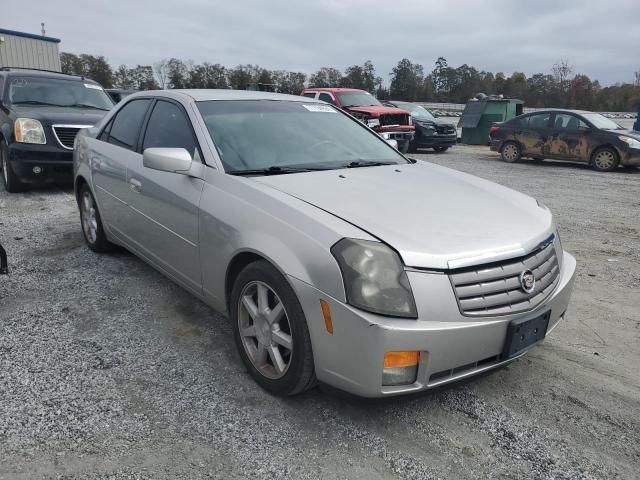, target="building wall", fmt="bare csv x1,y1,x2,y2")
0,33,61,71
